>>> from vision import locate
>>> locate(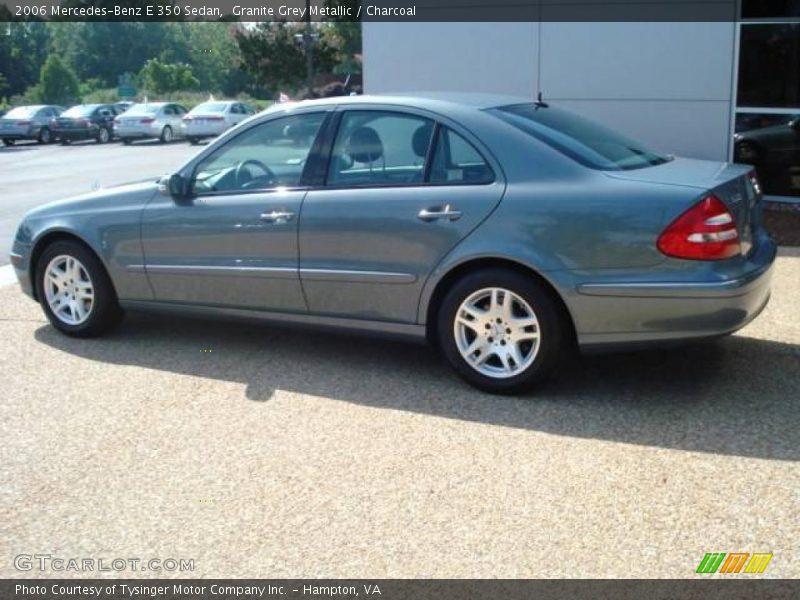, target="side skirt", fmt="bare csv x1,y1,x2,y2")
119,299,428,344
